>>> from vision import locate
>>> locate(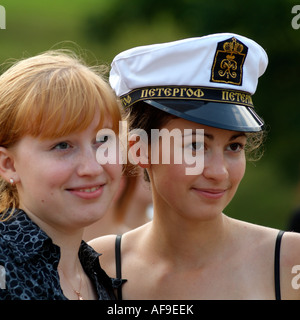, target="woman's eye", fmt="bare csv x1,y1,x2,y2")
190,142,204,151
97,135,109,144
53,142,71,150
227,143,244,152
